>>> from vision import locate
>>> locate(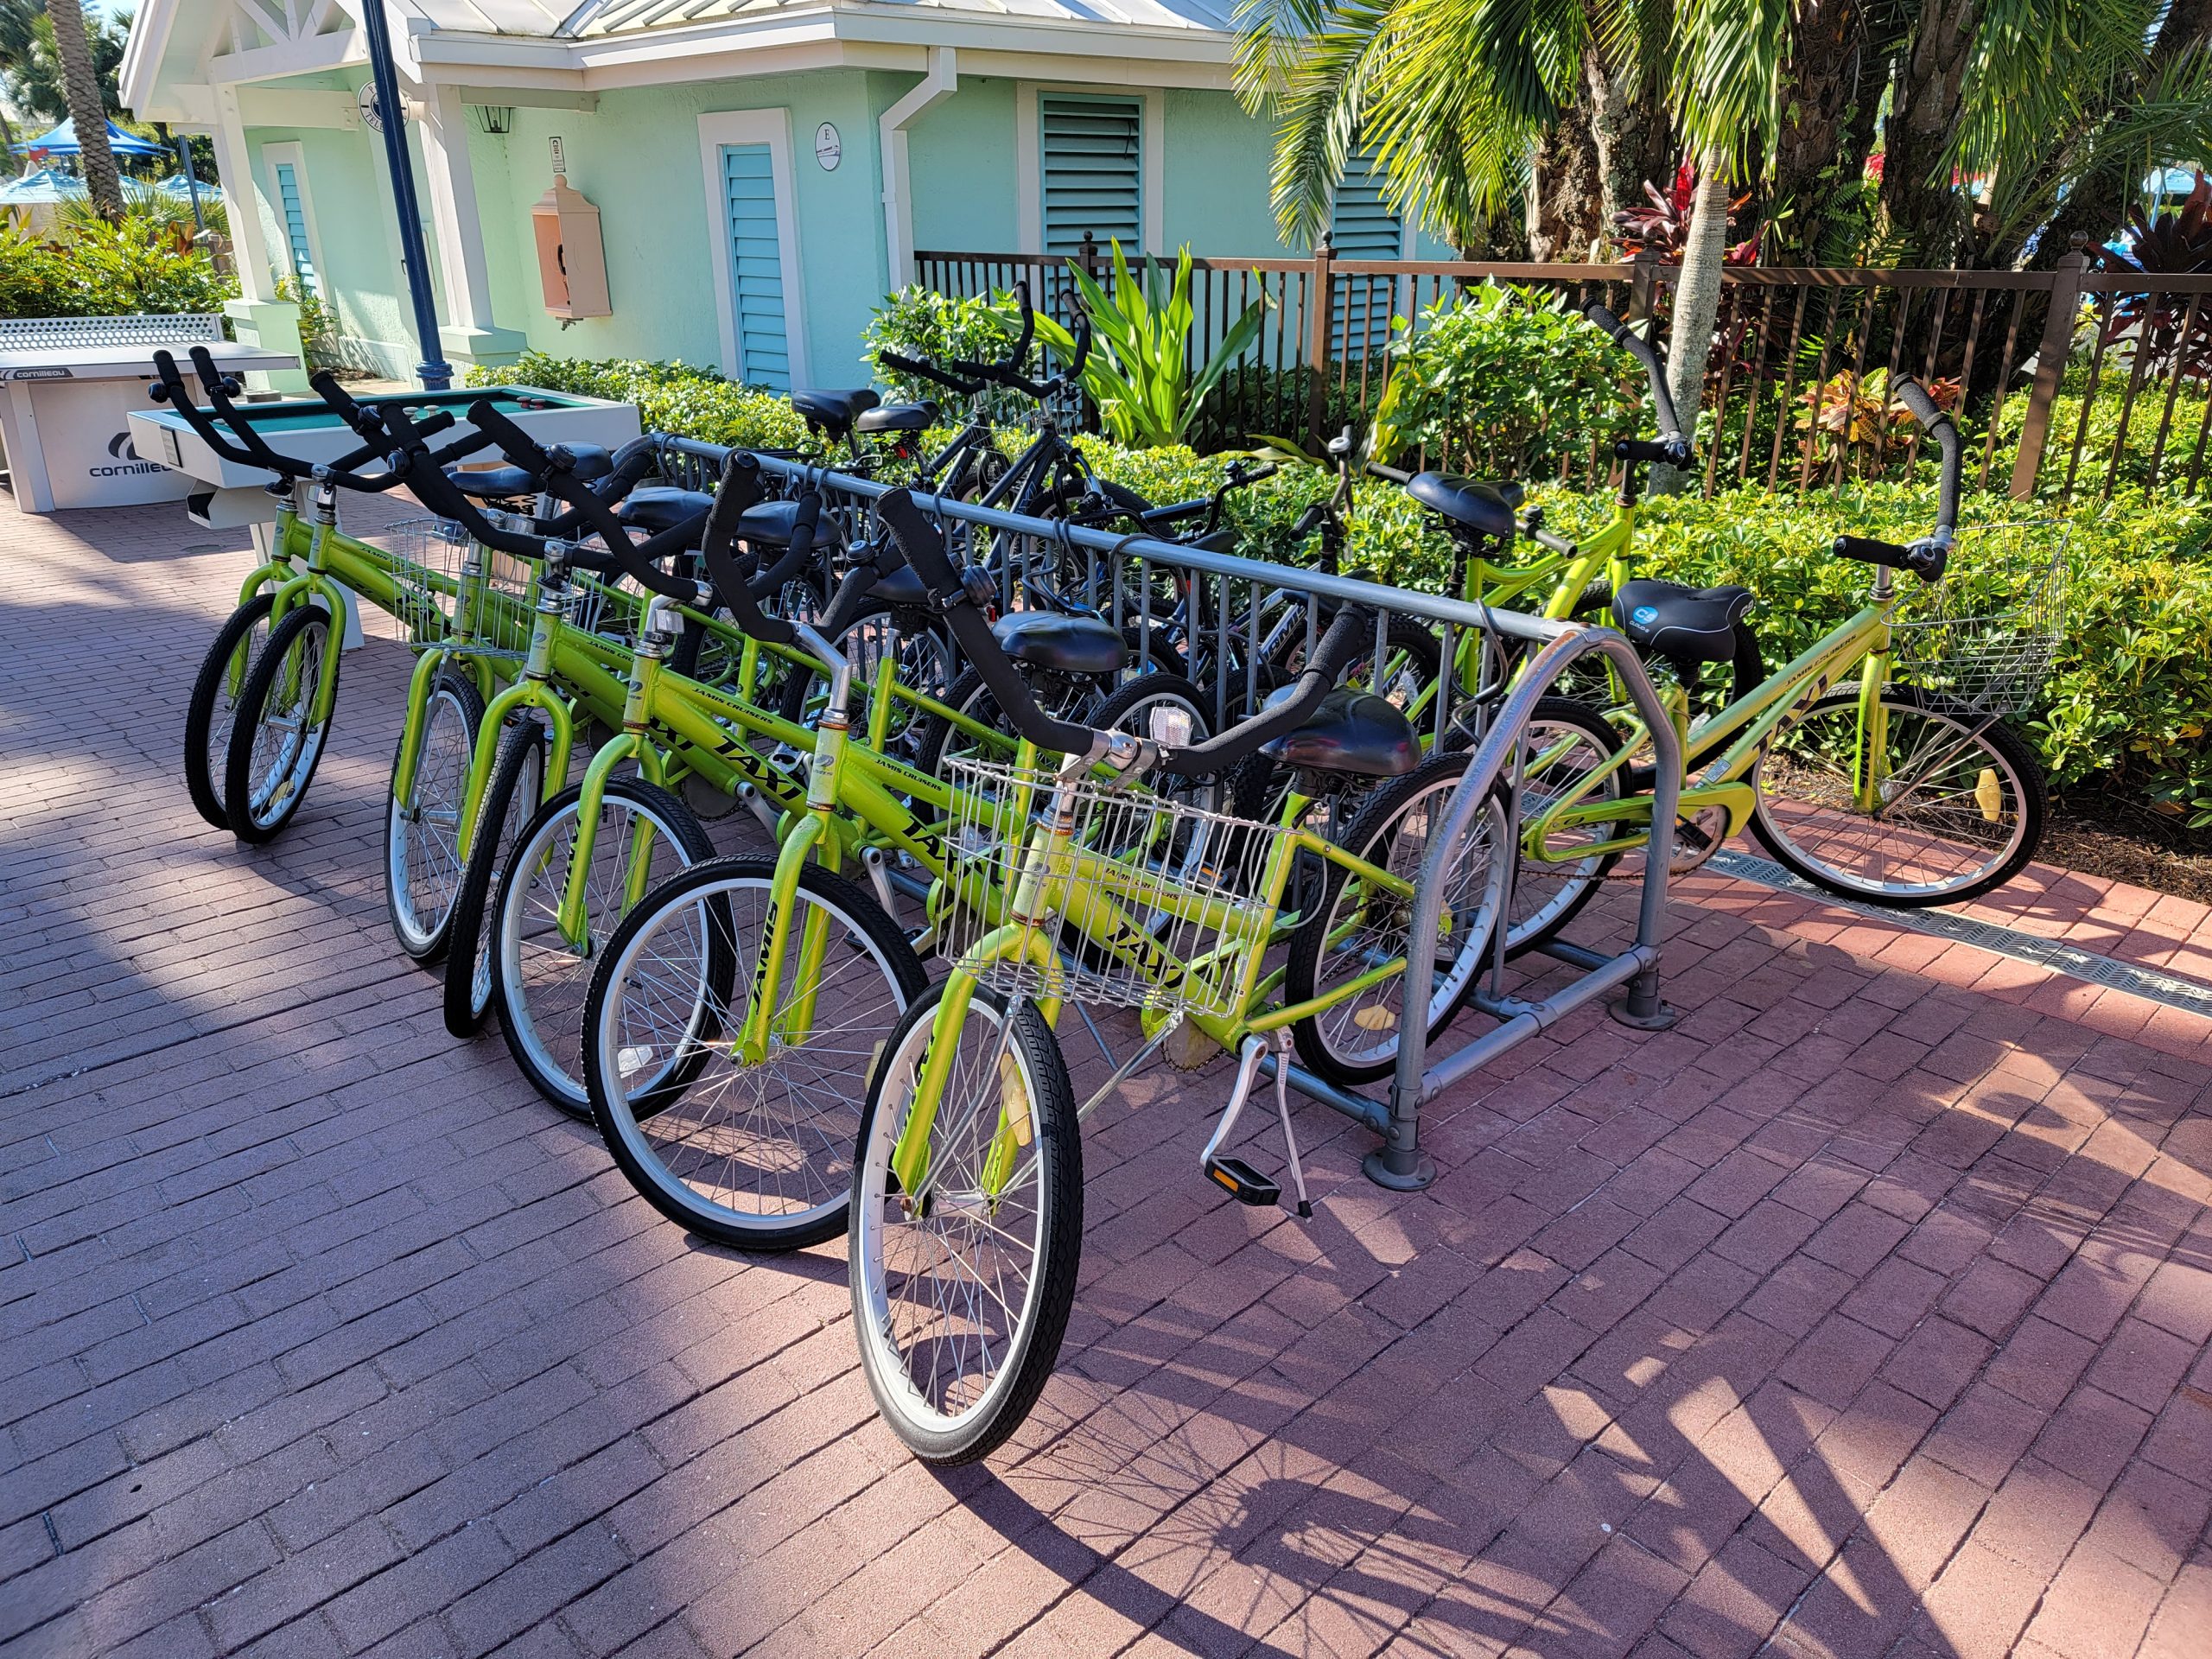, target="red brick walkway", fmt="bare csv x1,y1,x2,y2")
3,504,2209,1659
